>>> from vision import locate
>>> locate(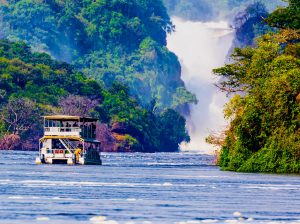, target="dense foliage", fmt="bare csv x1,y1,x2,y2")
0,41,102,104
0,0,196,110
212,0,300,173
0,40,189,151
267,0,300,29
97,83,189,152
